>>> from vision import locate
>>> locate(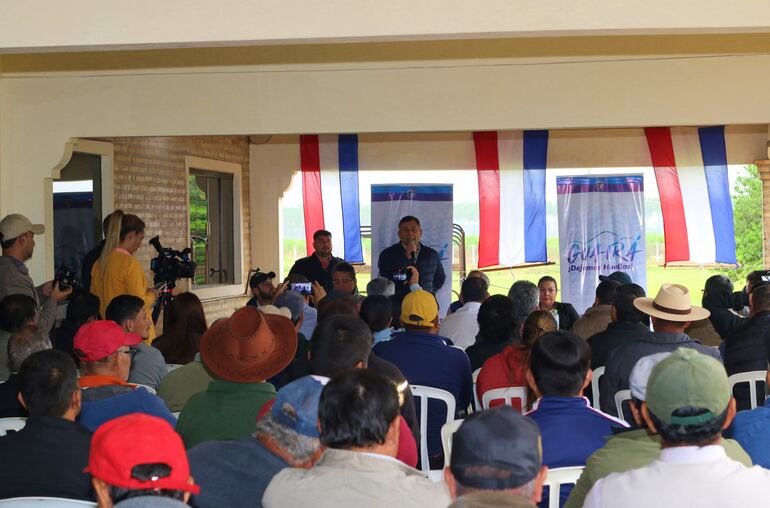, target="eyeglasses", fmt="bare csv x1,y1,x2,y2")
118,346,139,361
